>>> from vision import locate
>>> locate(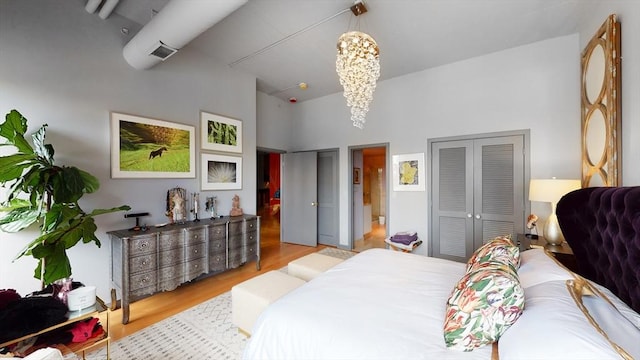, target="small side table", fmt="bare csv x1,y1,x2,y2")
384,238,422,253
517,234,578,273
